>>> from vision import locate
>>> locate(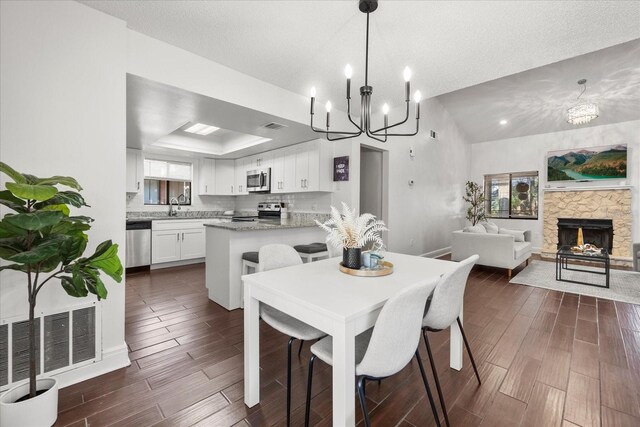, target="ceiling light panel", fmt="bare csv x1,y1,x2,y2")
184,123,220,135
